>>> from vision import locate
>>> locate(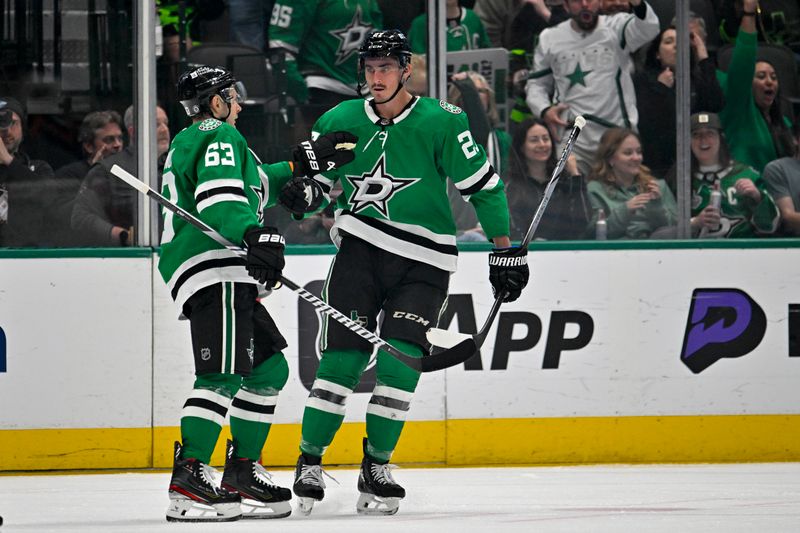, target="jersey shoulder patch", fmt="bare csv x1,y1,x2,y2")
439,100,463,114
198,118,223,131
